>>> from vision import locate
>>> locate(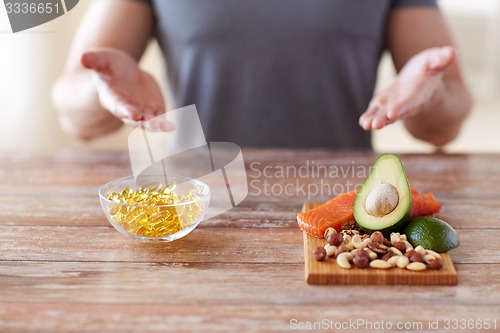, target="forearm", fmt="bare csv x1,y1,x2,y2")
52,71,122,140
404,79,472,147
